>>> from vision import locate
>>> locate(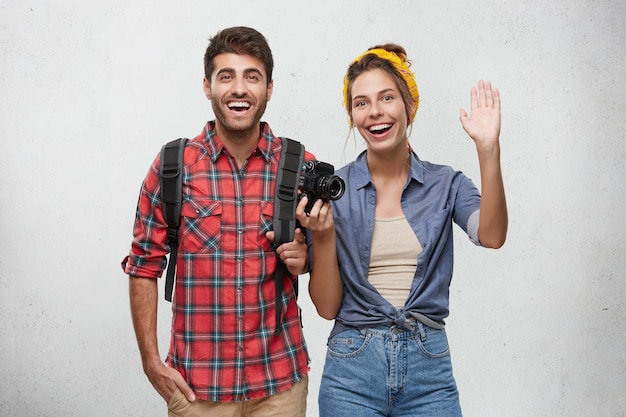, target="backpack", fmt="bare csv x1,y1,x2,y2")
158,137,305,332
